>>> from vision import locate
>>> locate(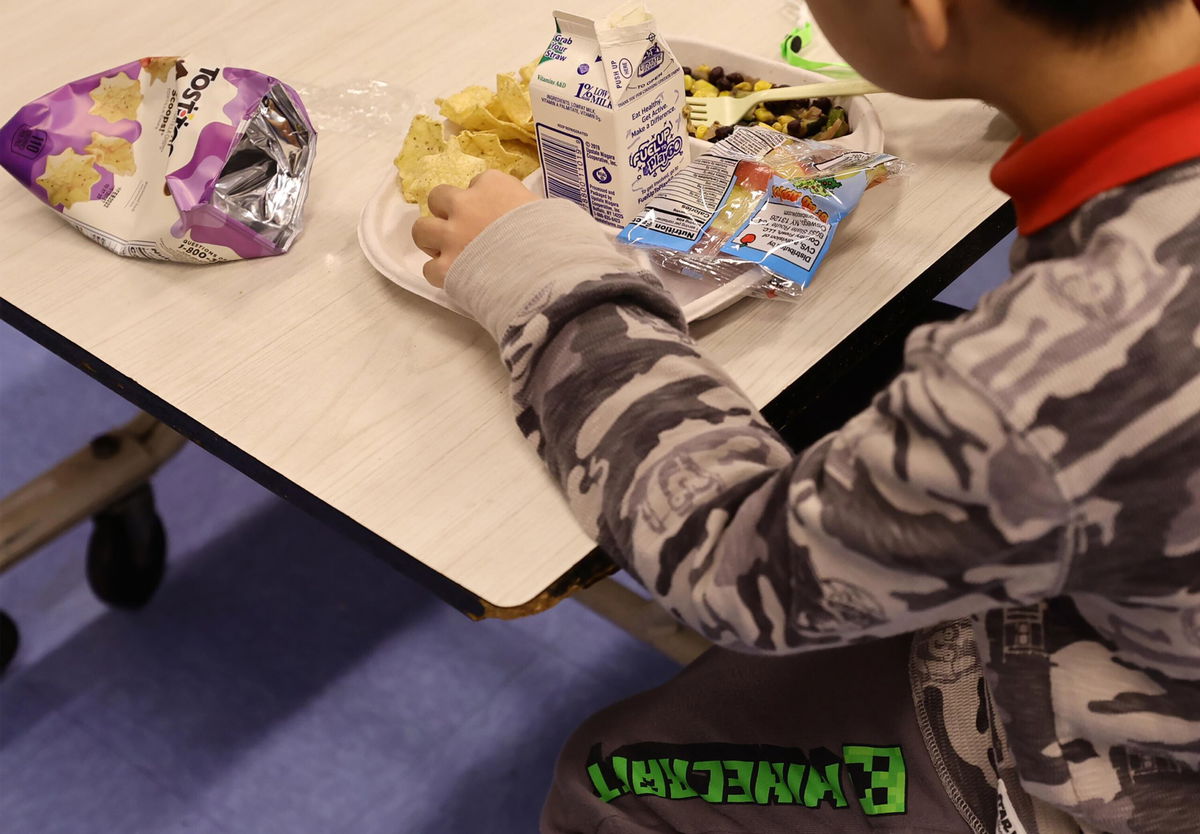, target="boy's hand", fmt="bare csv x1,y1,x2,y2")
411,170,538,288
